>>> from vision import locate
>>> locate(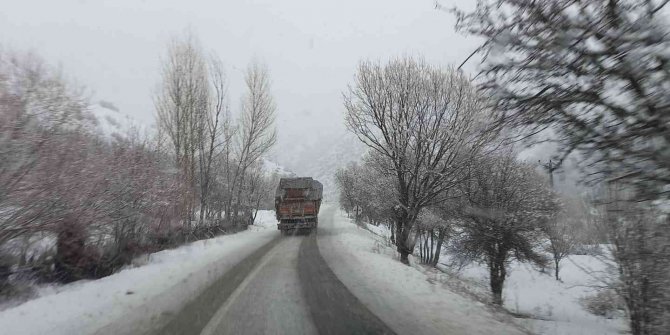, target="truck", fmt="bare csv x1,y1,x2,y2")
274,177,323,235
